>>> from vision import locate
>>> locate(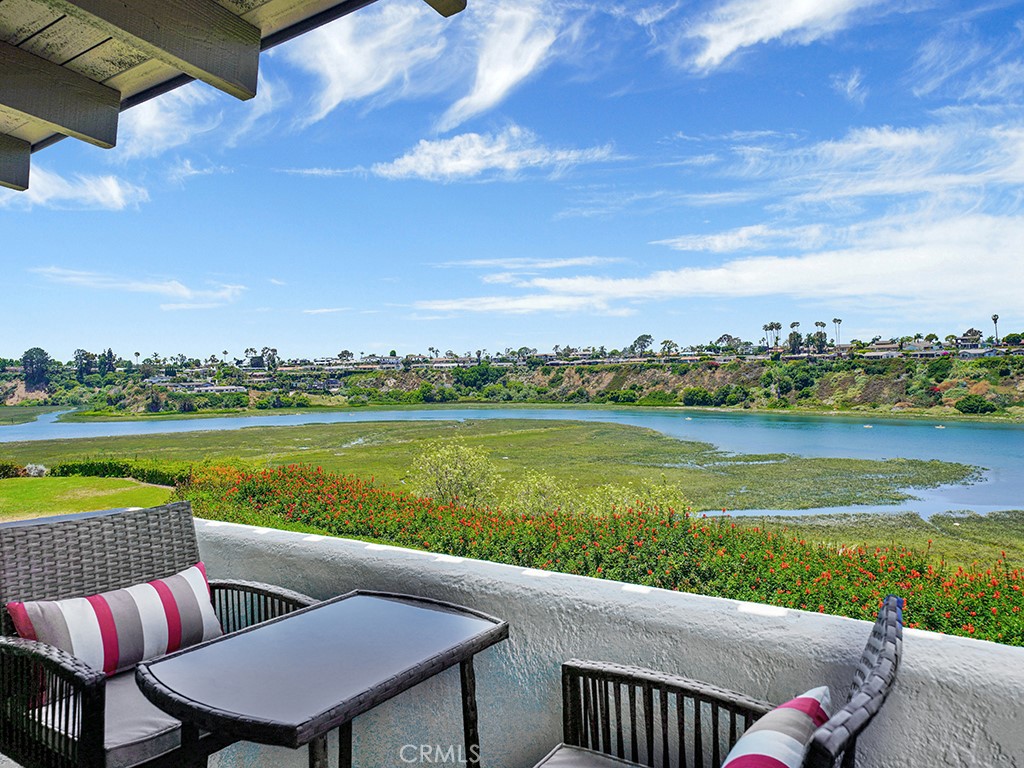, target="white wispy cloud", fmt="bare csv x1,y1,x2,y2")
167,159,231,184
525,213,1024,311
686,0,884,71
225,71,288,147
281,1,446,126
437,2,560,131
653,224,827,252
910,29,988,98
279,167,363,178
442,256,623,269
33,267,245,310
302,307,351,314
417,213,1021,318
831,68,868,105
415,294,621,314
117,84,221,160
0,167,148,210
371,125,616,181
